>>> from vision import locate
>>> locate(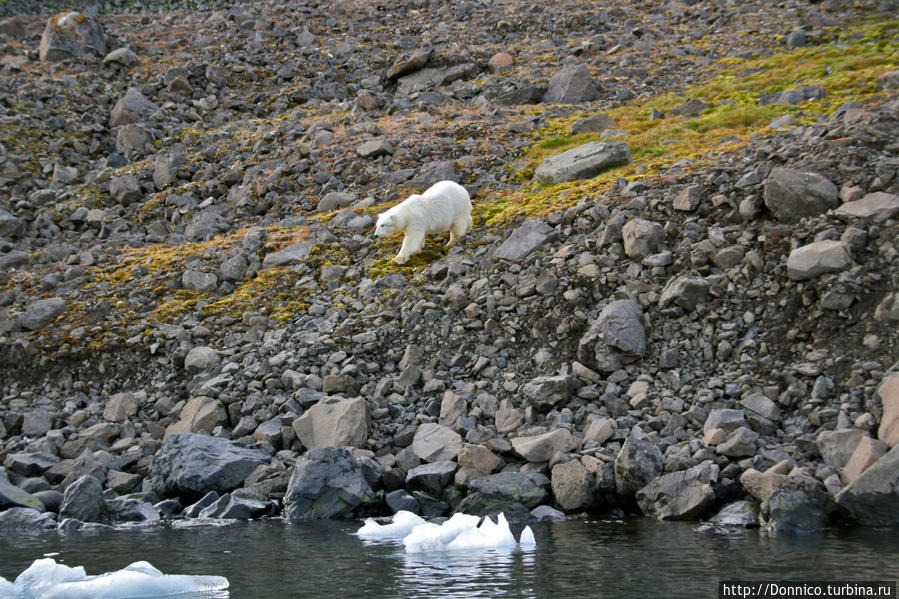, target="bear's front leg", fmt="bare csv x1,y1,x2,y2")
394,229,424,264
